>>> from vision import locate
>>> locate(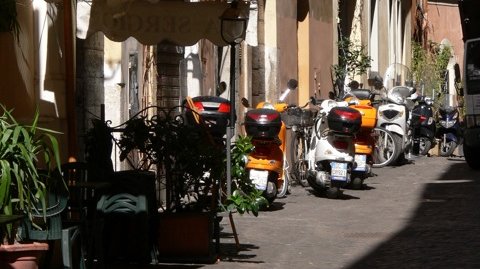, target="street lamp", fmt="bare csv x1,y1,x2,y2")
220,0,248,45
220,0,248,196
